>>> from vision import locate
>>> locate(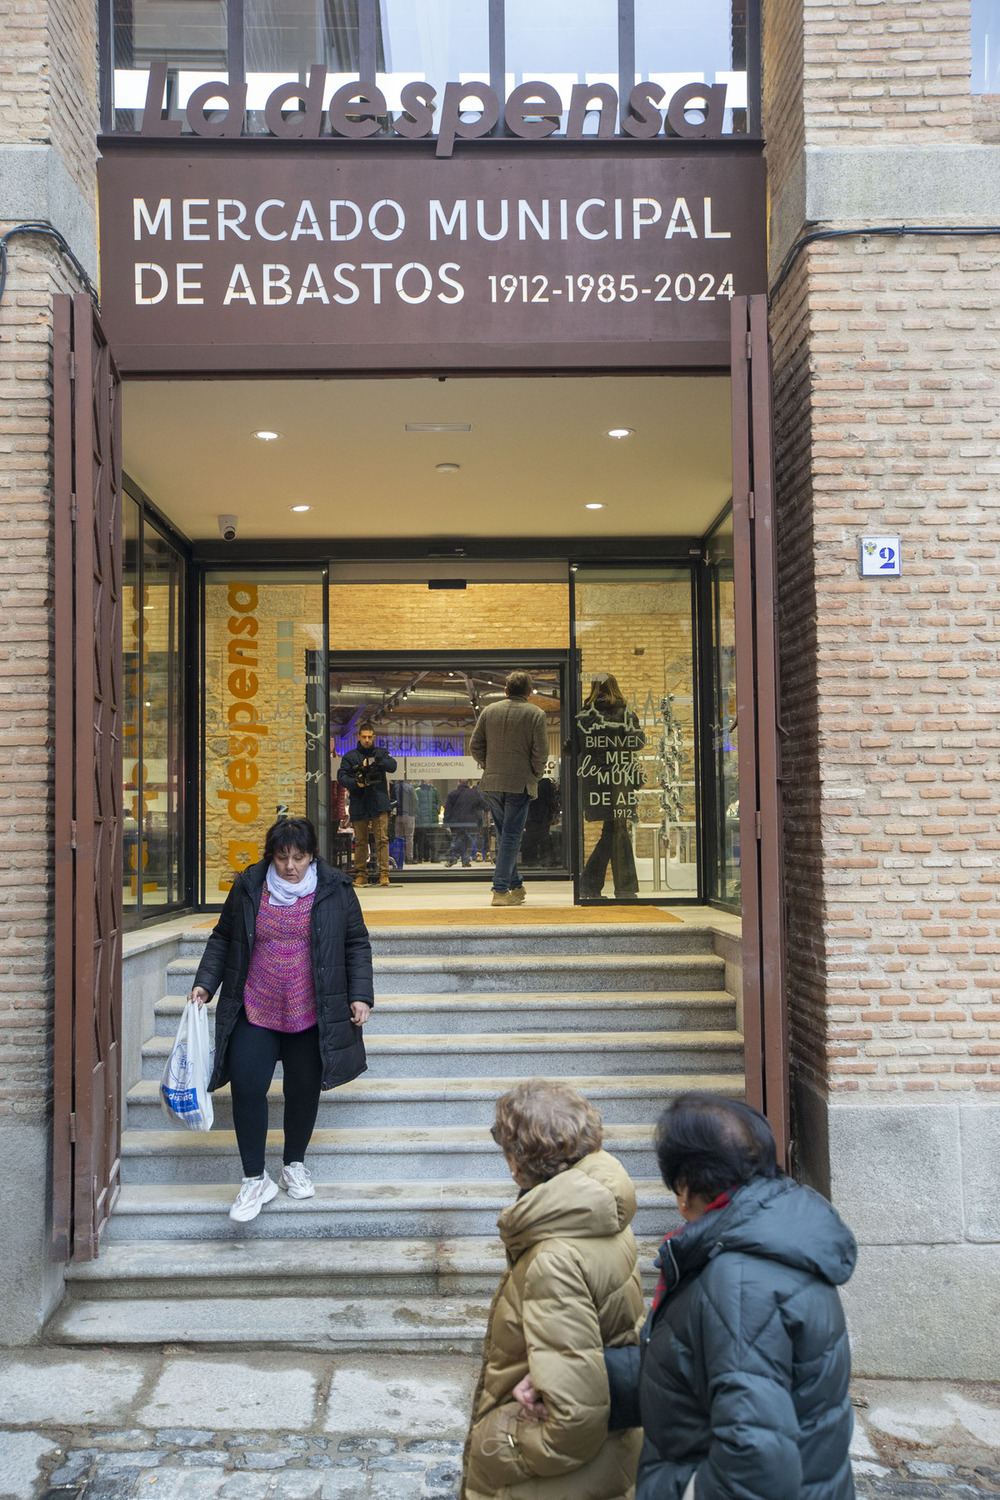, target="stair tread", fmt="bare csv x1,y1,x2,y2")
141,1028,743,1058
129,1071,744,1104
120,1123,660,1154
156,988,736,1011
67,1233,667,1282
110,1179,672,1213
167,952,724,973
49,1295,497,1347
